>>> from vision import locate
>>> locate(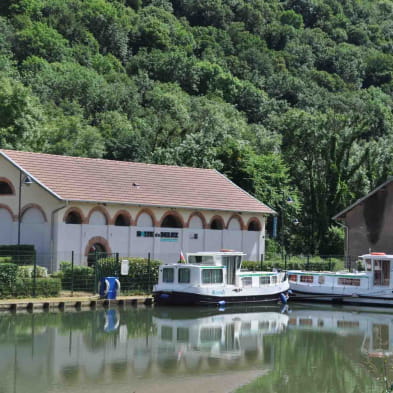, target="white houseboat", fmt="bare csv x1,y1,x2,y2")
153,251,289,306
288,252,393,306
